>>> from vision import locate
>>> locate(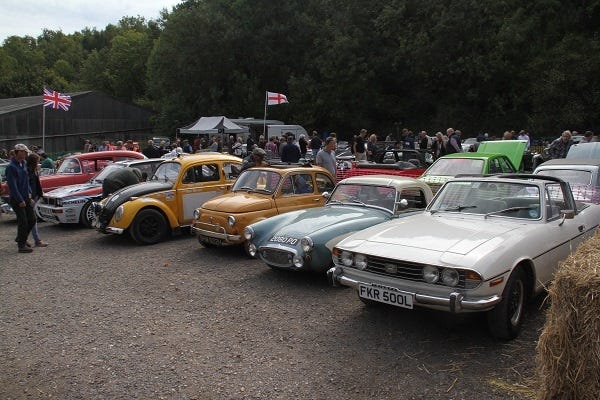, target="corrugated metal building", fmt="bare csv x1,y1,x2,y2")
0,91,153,154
